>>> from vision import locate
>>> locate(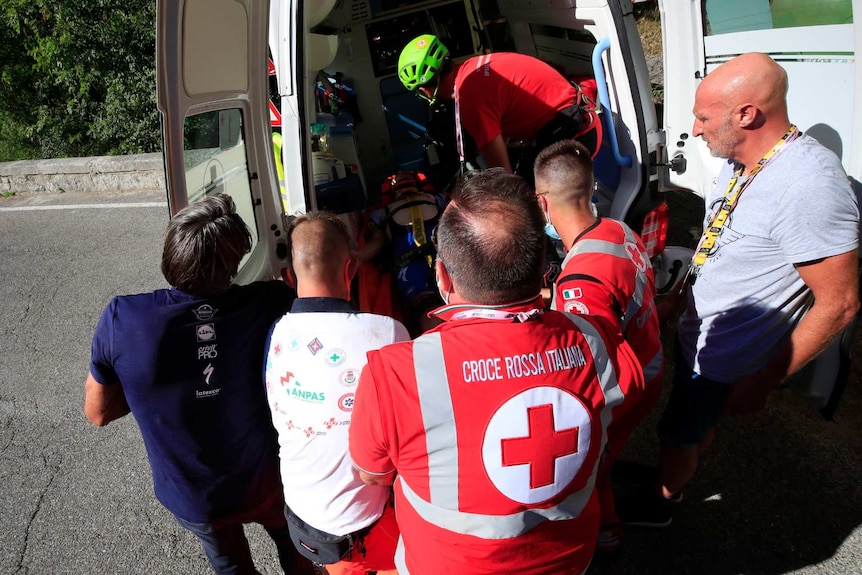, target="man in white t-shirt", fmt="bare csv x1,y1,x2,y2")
265,211,409,574
618,52,859,528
